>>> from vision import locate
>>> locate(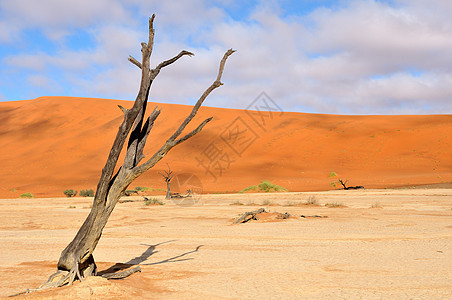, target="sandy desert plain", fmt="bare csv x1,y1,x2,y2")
0,97,451,299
